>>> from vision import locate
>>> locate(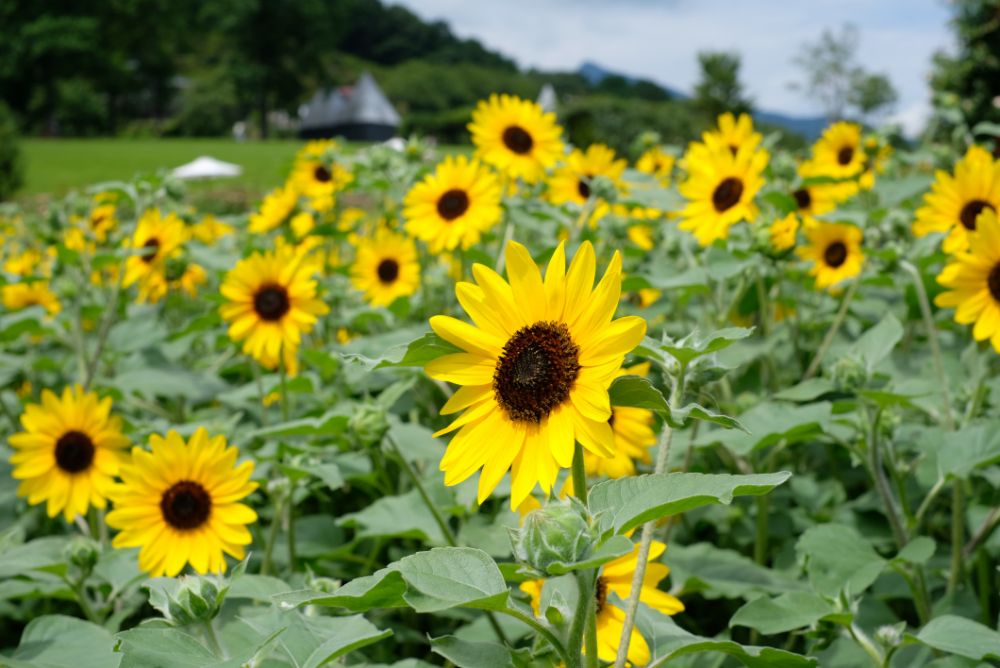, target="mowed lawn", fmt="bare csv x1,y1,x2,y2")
20,138,305,197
